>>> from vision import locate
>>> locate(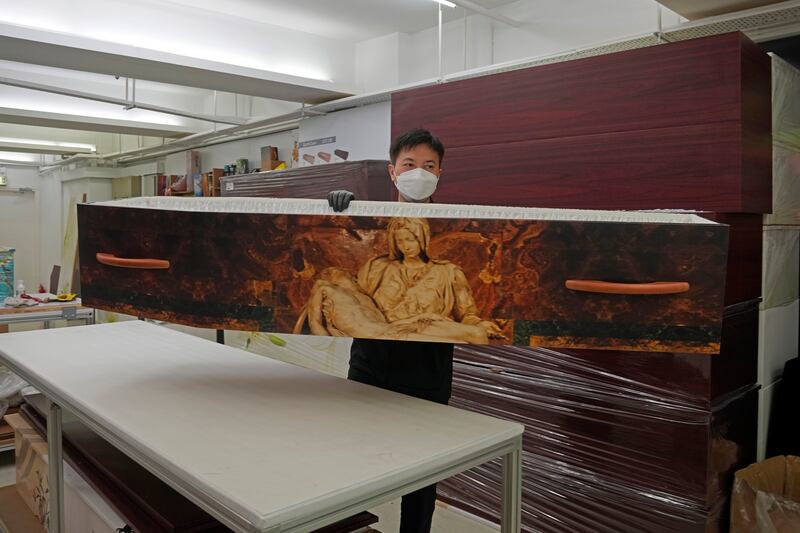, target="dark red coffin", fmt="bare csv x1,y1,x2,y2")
219,160,393,201
392,32,771,214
